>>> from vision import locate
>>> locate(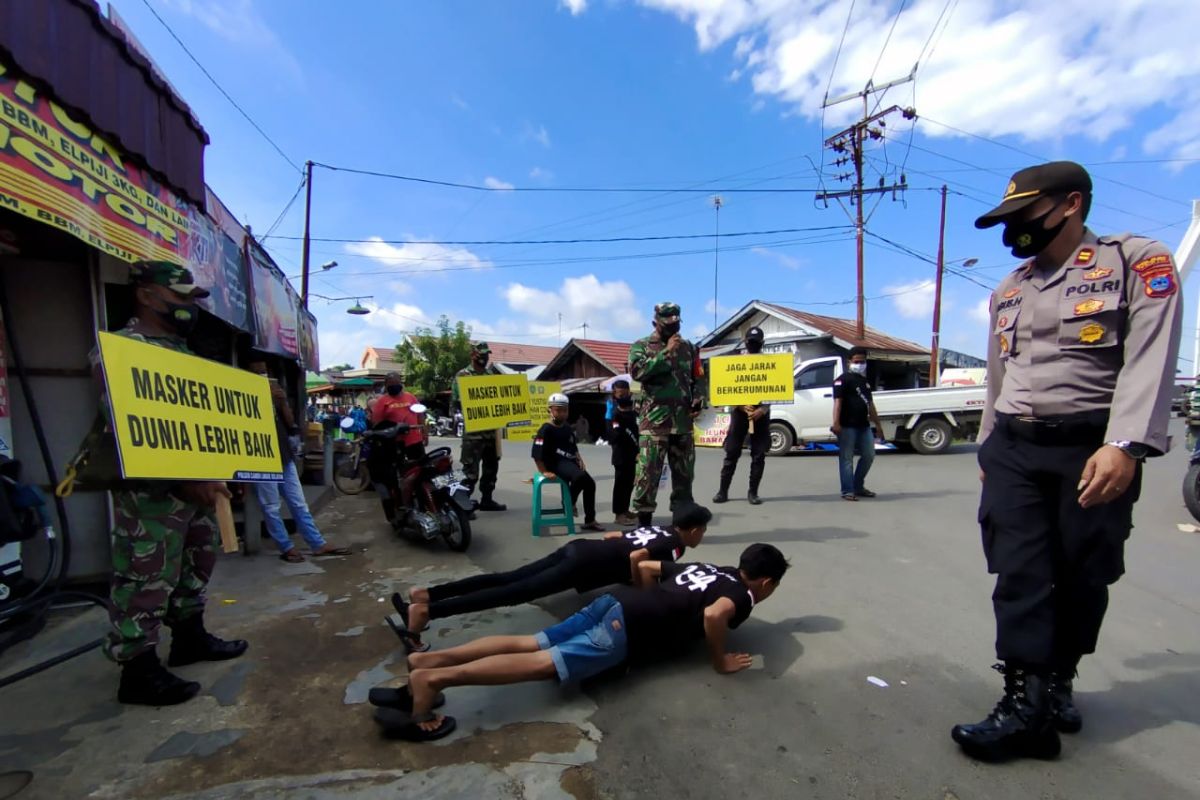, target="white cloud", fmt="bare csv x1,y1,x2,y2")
704,298,738,319
632,0,1200,158
362,301,432,333
529,166,555,181
751,246,803,270
162,0,301,79
525,123,552,148
883,279,937,319
504,275,642,339
690,322,711,338
343,236,491,274
969,296,992,324
559,0,588,14
483,176,515,191
450,93,469,110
